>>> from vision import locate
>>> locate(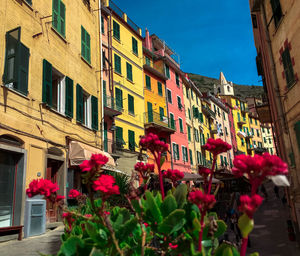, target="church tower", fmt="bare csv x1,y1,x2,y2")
214,71,234,96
